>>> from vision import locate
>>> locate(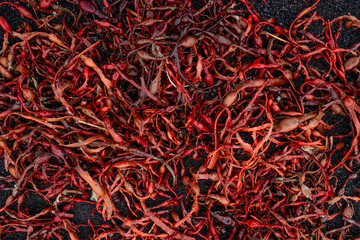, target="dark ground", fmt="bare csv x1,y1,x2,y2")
0,0,360,239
